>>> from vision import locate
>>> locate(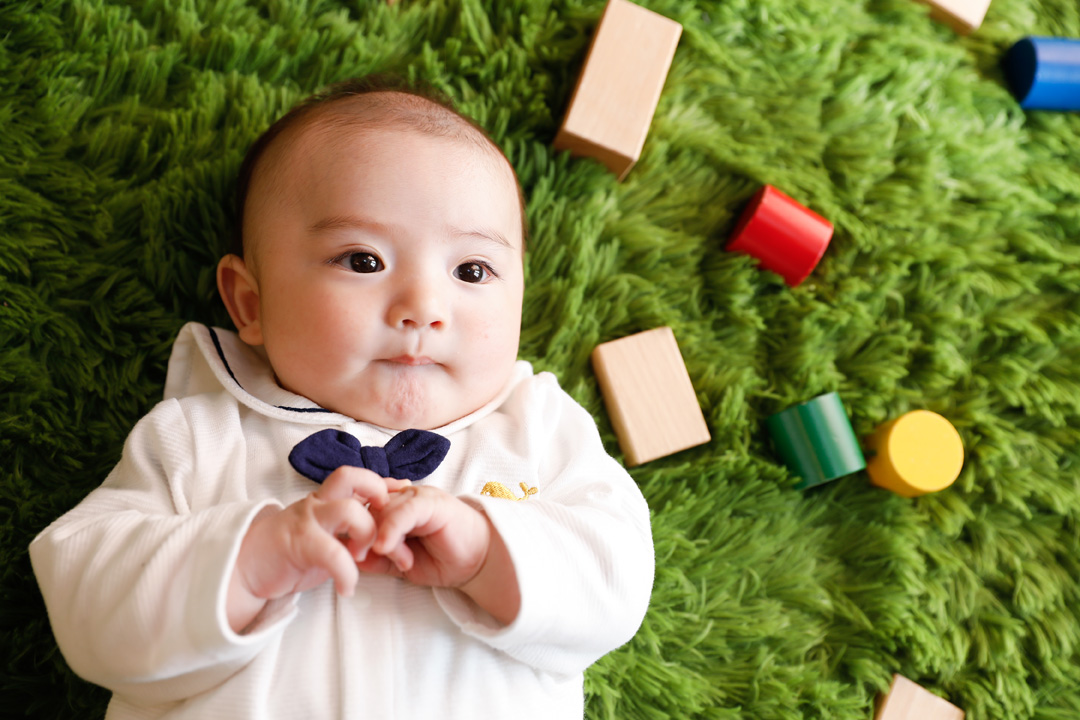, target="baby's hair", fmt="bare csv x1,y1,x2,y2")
231,74,528,258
